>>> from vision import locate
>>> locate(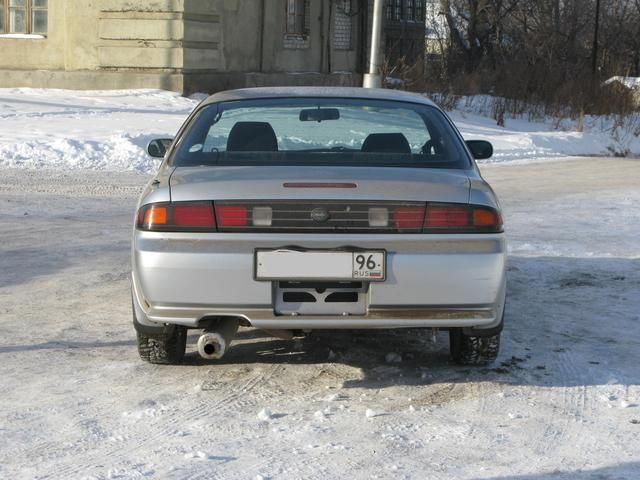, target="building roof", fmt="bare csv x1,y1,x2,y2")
202,87,437,107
